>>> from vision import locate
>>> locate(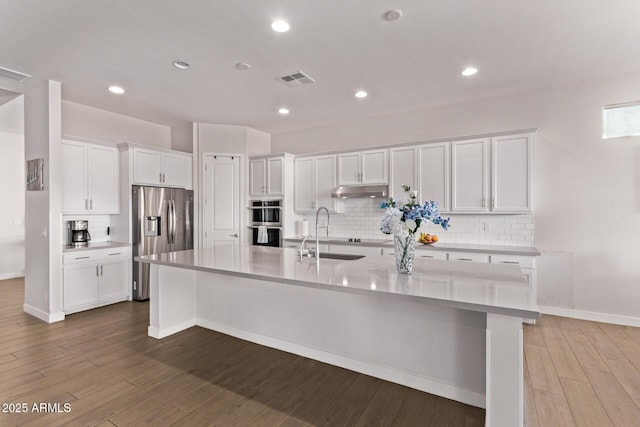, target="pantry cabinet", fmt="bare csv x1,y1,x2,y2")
250,155,288,197
294,155,343,213
337,149,388,185
61,139,119,214
63,247,131,314
133,148,191,189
